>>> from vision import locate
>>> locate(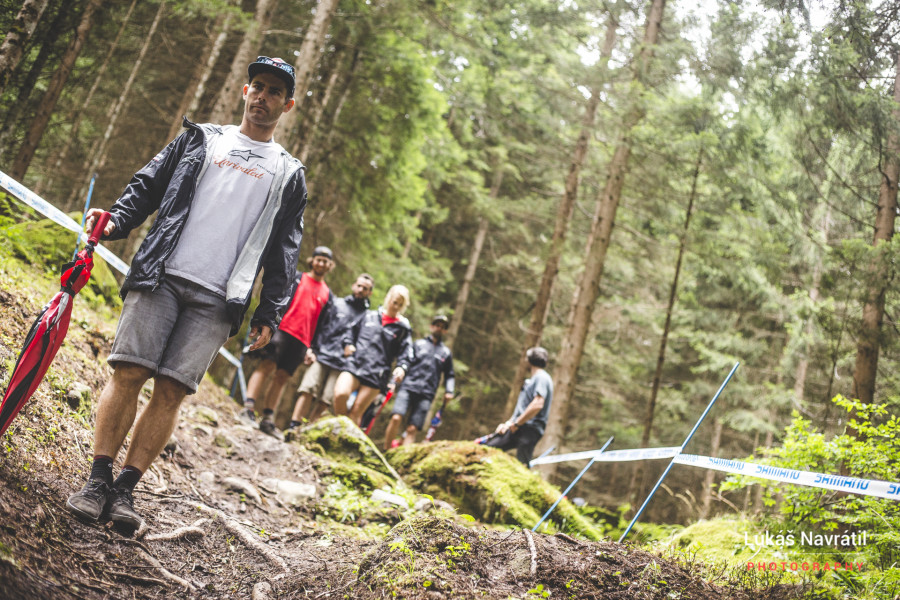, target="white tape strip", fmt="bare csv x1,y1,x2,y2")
0,170,130,274
674,454,900,500
530,446,681,466
0,170,246,388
